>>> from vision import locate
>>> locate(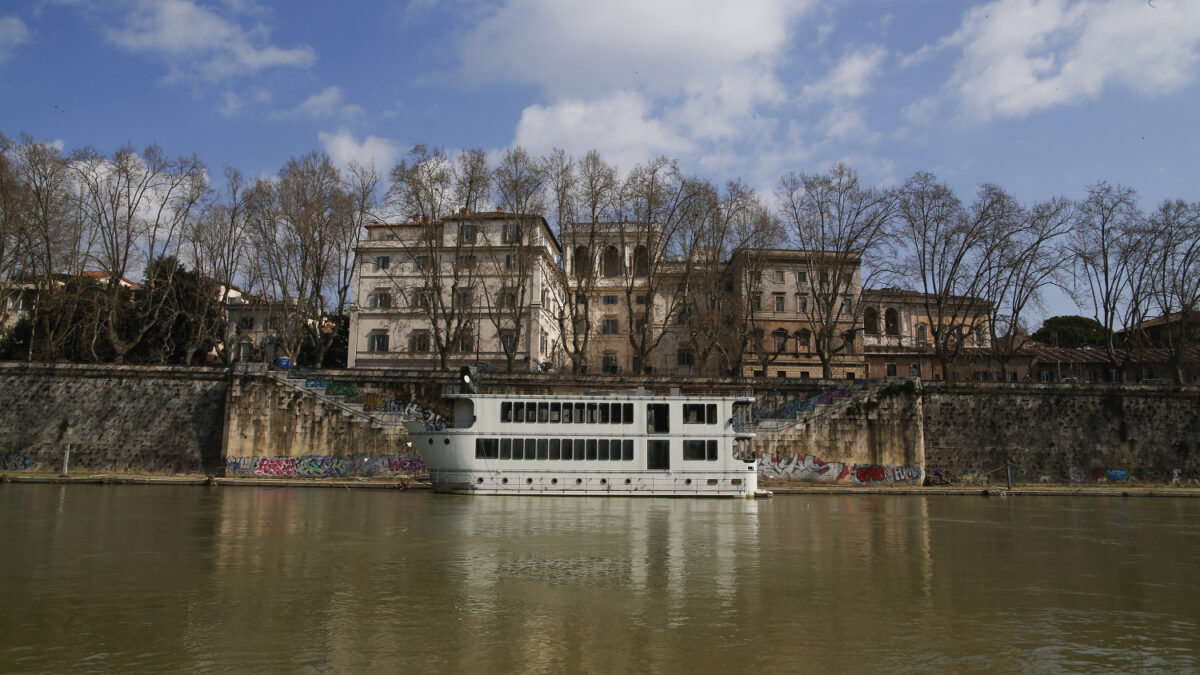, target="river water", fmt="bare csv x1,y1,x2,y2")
2,485,1198,673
